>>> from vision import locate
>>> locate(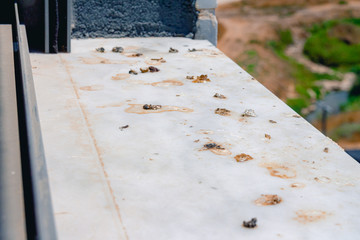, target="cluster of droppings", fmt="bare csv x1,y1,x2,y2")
269,120,277,123
314,176,331,183
191,75,211,83
112,46,124,53
169,47,179,53
242,109,256,117
243,218,257,228
262,163,296,179
125,104,193,114
290,183,305,188
95,47,105,53
215,108,231,116
265,134,271,140
234,153,253,162
294,210,329,224
143,104,162,110
255,194,282,206
140,66,160,73
202,142,231,156
213,93,226,99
